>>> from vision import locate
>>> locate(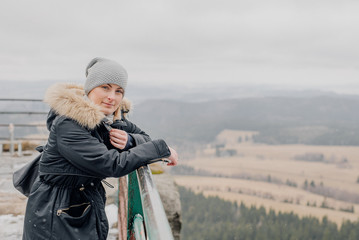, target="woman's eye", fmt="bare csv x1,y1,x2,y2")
116,90,124,94
101,86,109,90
